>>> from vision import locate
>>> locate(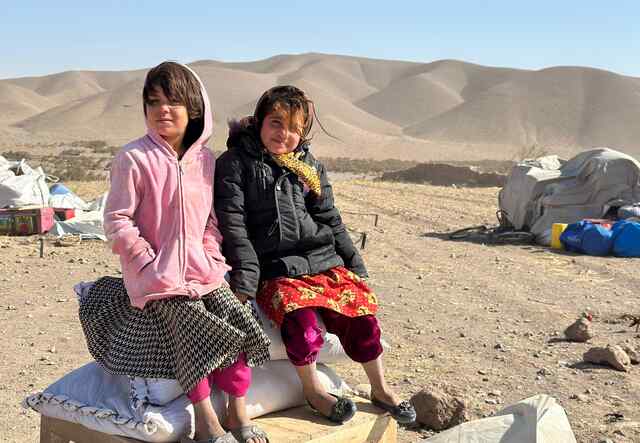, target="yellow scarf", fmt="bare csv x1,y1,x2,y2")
271,151,322,197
